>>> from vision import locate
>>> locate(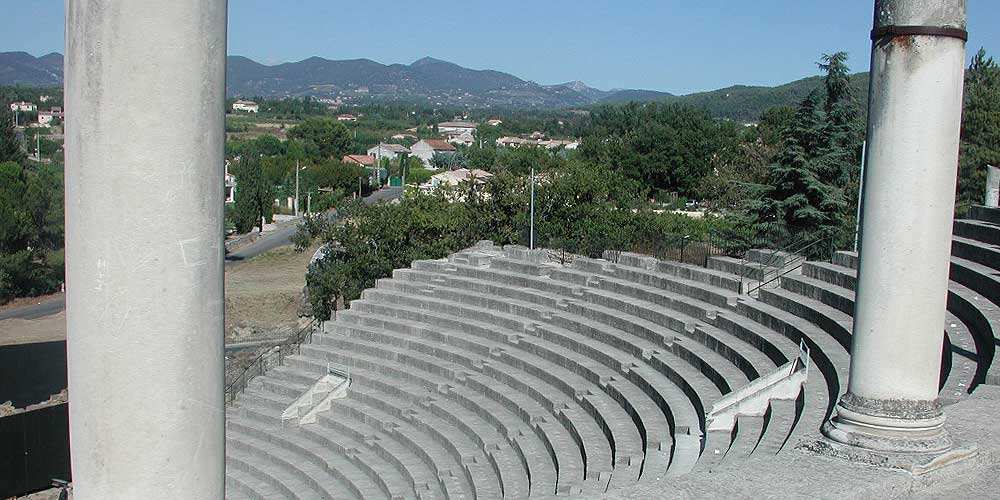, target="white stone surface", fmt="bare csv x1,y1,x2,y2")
827,0,967,450
64,1,228,499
